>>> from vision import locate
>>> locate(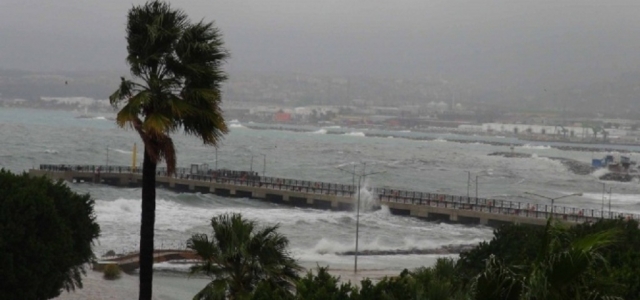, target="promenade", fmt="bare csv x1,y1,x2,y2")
31,164,640,227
